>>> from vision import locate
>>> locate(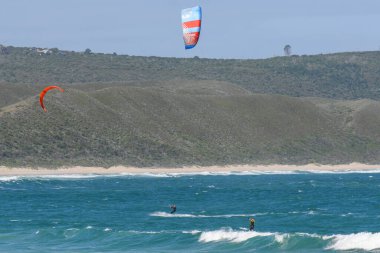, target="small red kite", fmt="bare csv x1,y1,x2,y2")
39,86,64,112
